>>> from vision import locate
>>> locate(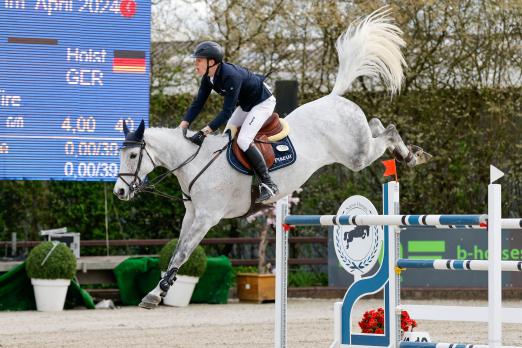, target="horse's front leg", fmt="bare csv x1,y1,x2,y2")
138,203,195,309
139,209,220,309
